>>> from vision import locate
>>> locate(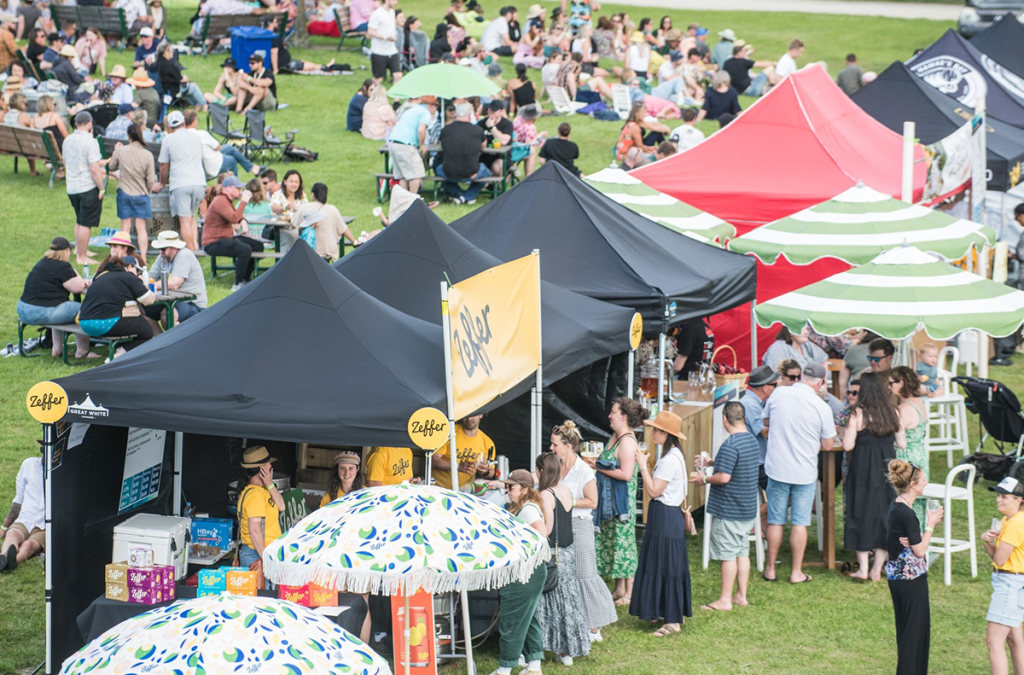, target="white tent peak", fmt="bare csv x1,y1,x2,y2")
832,183,893,204
587,167,642,185
869,245,946,266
